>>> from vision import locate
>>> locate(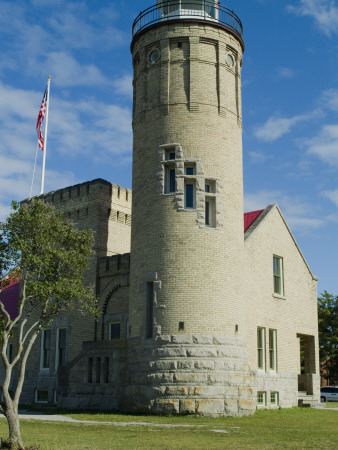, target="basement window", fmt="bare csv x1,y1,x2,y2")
35,389,48,403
